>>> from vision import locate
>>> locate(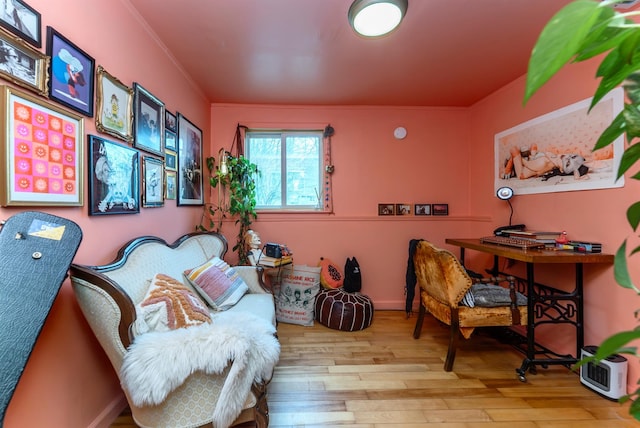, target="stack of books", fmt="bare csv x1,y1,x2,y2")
502,230,562,247
256,251,293,267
